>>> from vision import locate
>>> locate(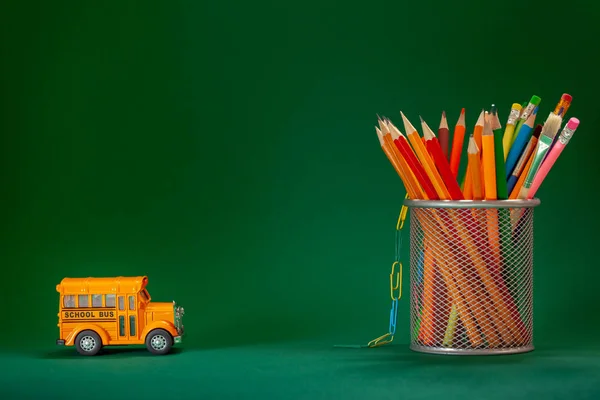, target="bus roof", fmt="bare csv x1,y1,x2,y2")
56,276,149,294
